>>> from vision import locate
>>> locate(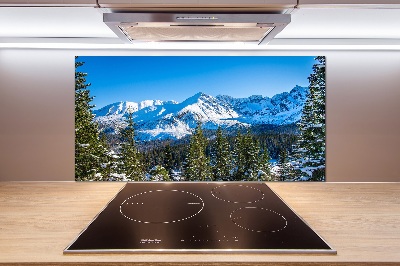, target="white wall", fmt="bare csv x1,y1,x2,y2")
0,48,399,182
